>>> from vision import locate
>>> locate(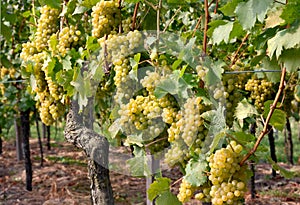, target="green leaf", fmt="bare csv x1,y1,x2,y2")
207,20,227,37
235,98,258,125
126,146,150,177
267,157,294,179
235,0,273,30
212,21,234,45
154,71,190,99
263,101,286,131
49,34,58,53
203,58,224,86
209,131,226,154
220,0,243,17
184,155,208,187
147,177,171,201
129,53,141,71
73,6,88,15
156,191,181,205
22,11,31,18
62,56,72,71
81,0,99,8
278,48,300,73
295,85,300,102
261,57,281,83
268,24,300,59
280,0,300,25
172,59,183,70
38,0,61,9
232,132,256,143
265,7,284,29
0,22,12,41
